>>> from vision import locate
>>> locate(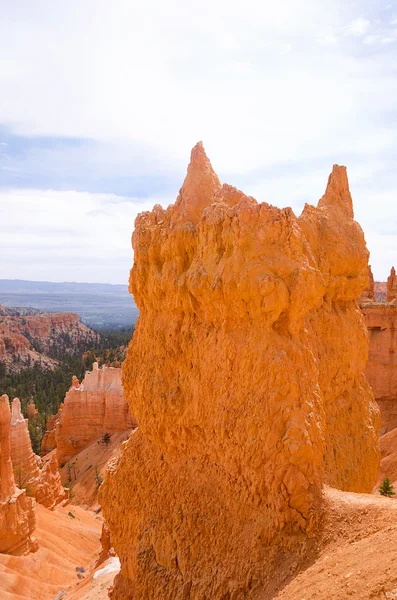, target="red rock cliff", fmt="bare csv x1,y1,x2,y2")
0,309,98,372
0,395,36,554
56,364,136,466
361,300,397,433
100,144,380,599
